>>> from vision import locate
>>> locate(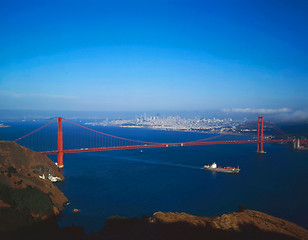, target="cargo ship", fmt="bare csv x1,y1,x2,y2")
204,162,240,173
